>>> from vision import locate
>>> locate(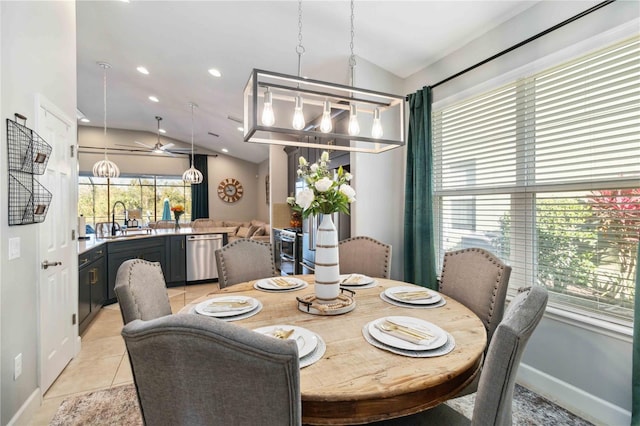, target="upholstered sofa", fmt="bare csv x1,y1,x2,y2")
191,218,271,243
